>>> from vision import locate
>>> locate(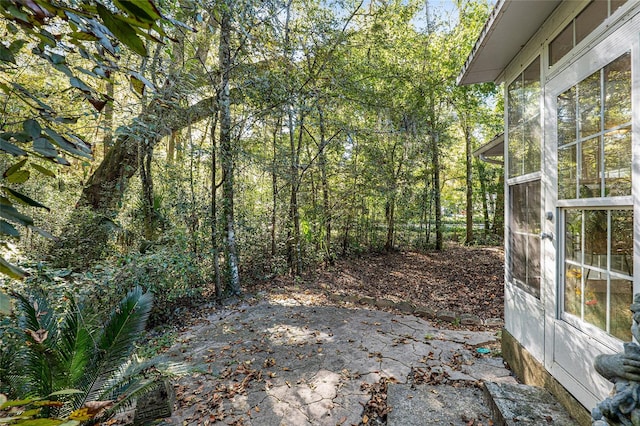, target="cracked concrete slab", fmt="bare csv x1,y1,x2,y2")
156,299,537,425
